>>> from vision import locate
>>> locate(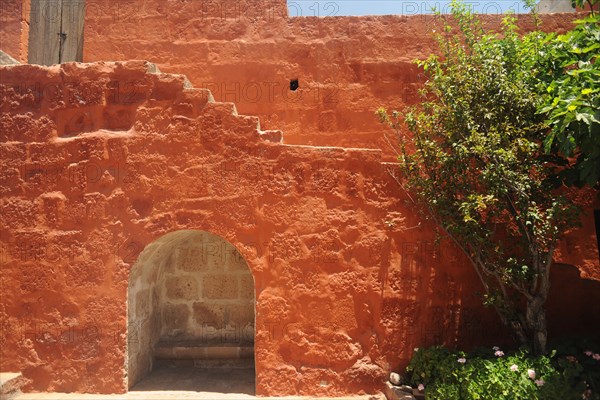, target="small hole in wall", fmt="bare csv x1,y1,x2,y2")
290,79,299,91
